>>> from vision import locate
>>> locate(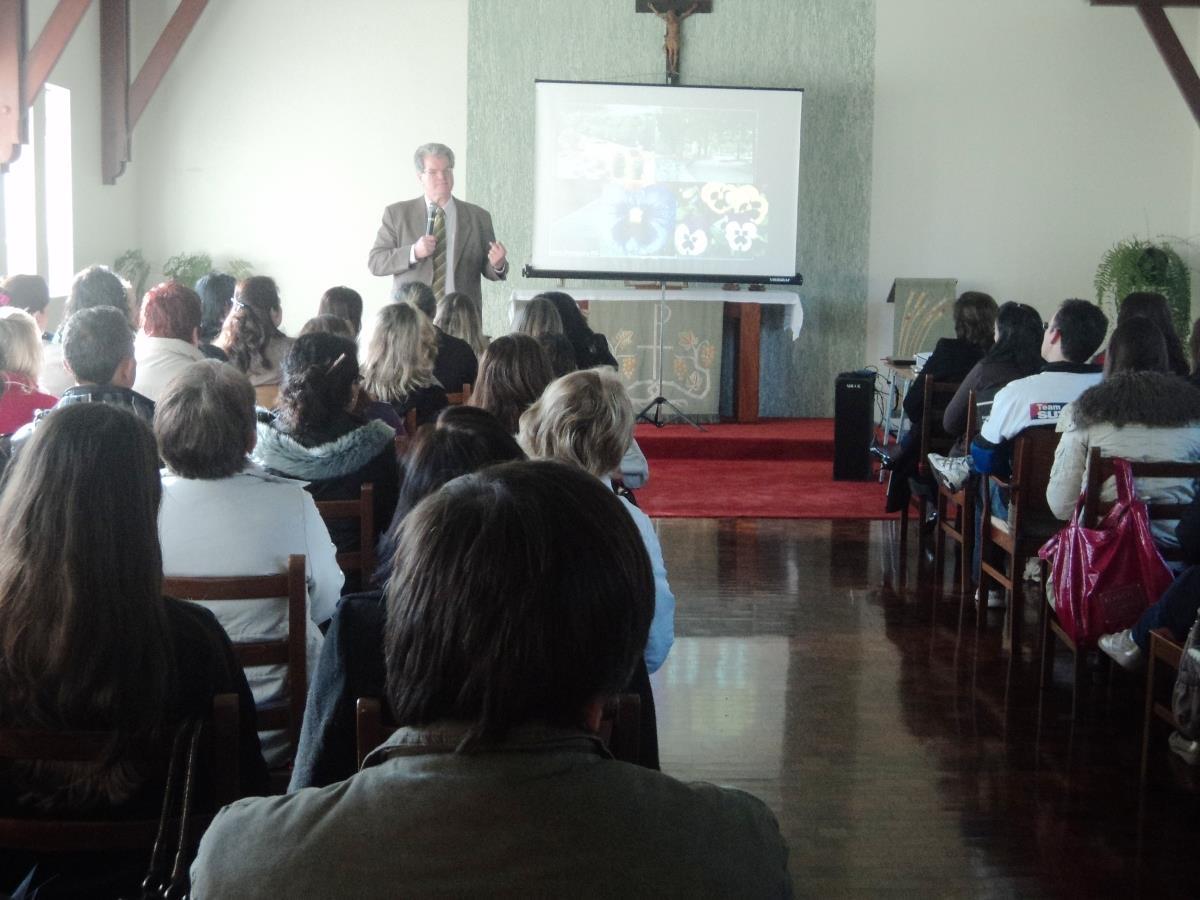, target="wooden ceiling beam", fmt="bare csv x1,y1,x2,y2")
129,0,207,129
25,0,92,109
0,0,27,169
